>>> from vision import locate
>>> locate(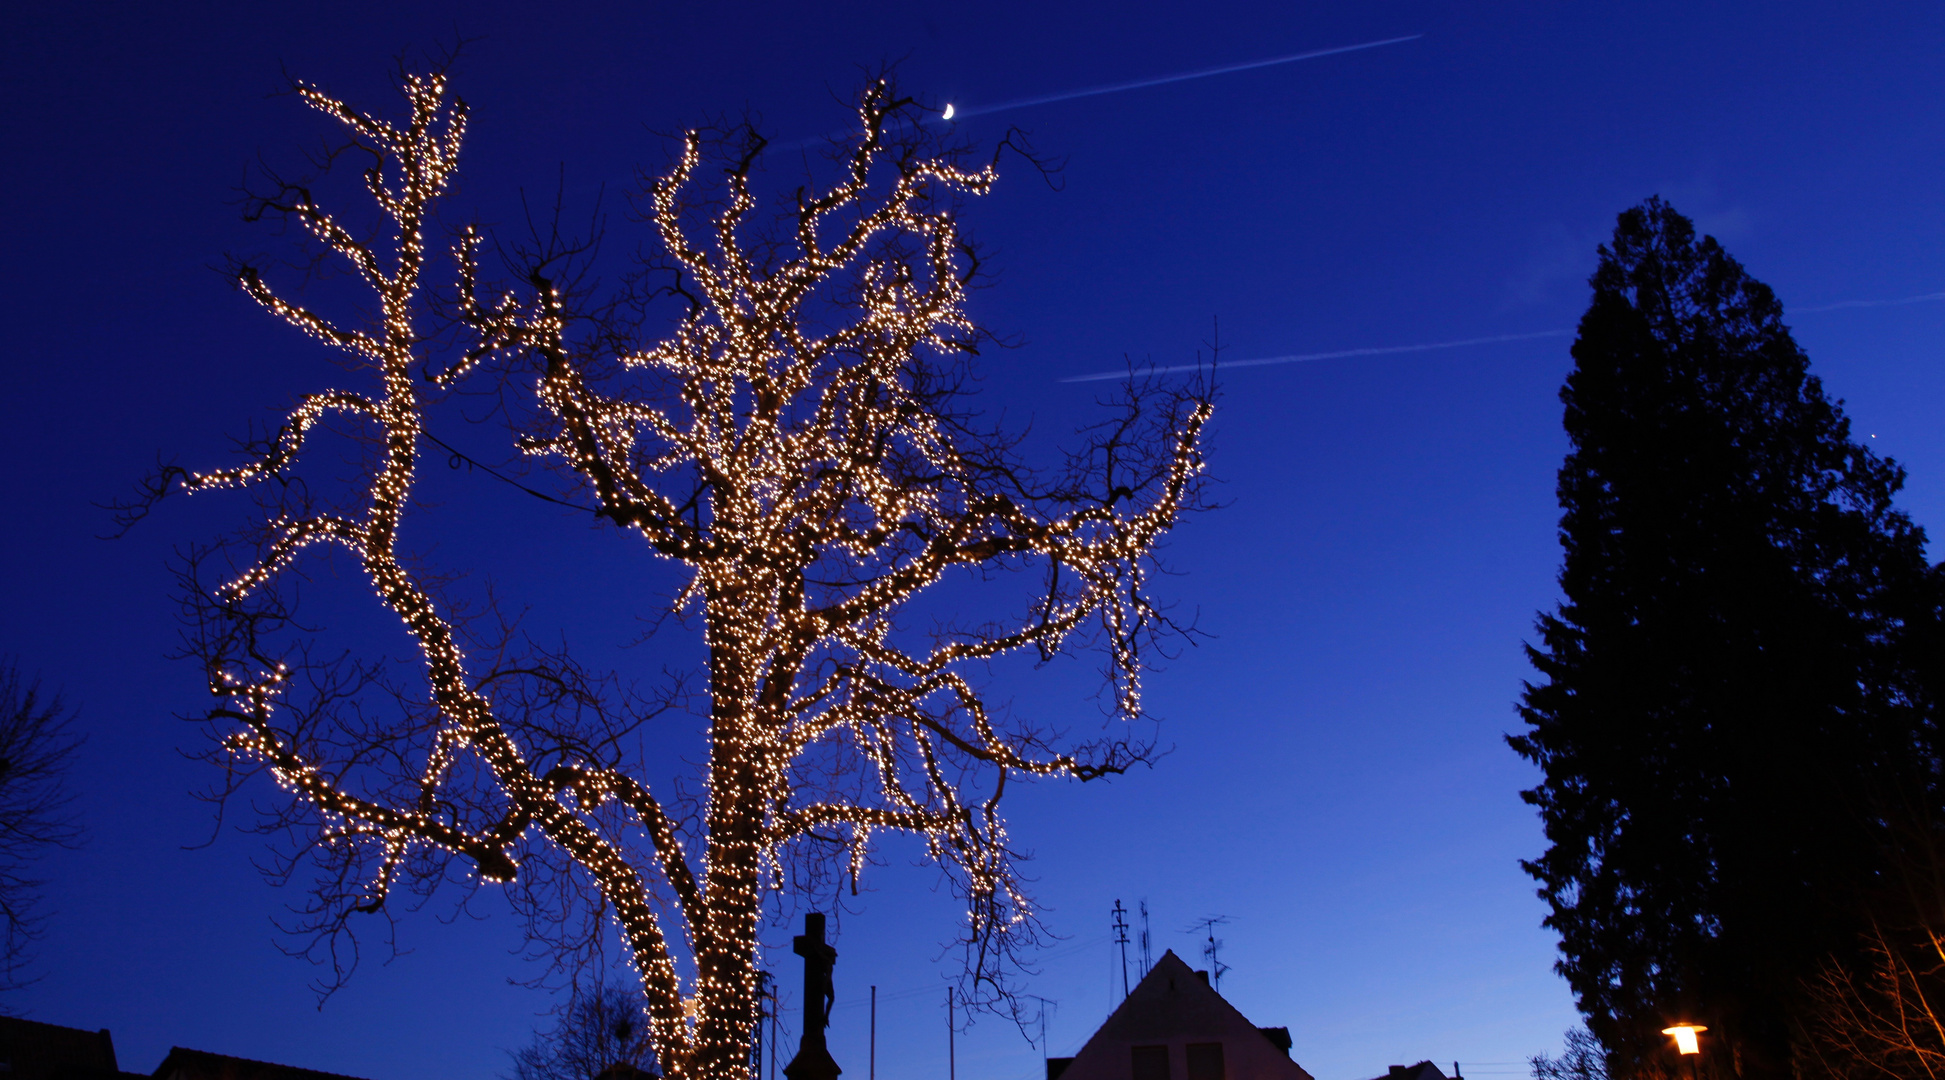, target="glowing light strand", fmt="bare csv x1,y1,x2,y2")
455,78,1210,1080
181,70,696,1062
179,70,1207,1080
